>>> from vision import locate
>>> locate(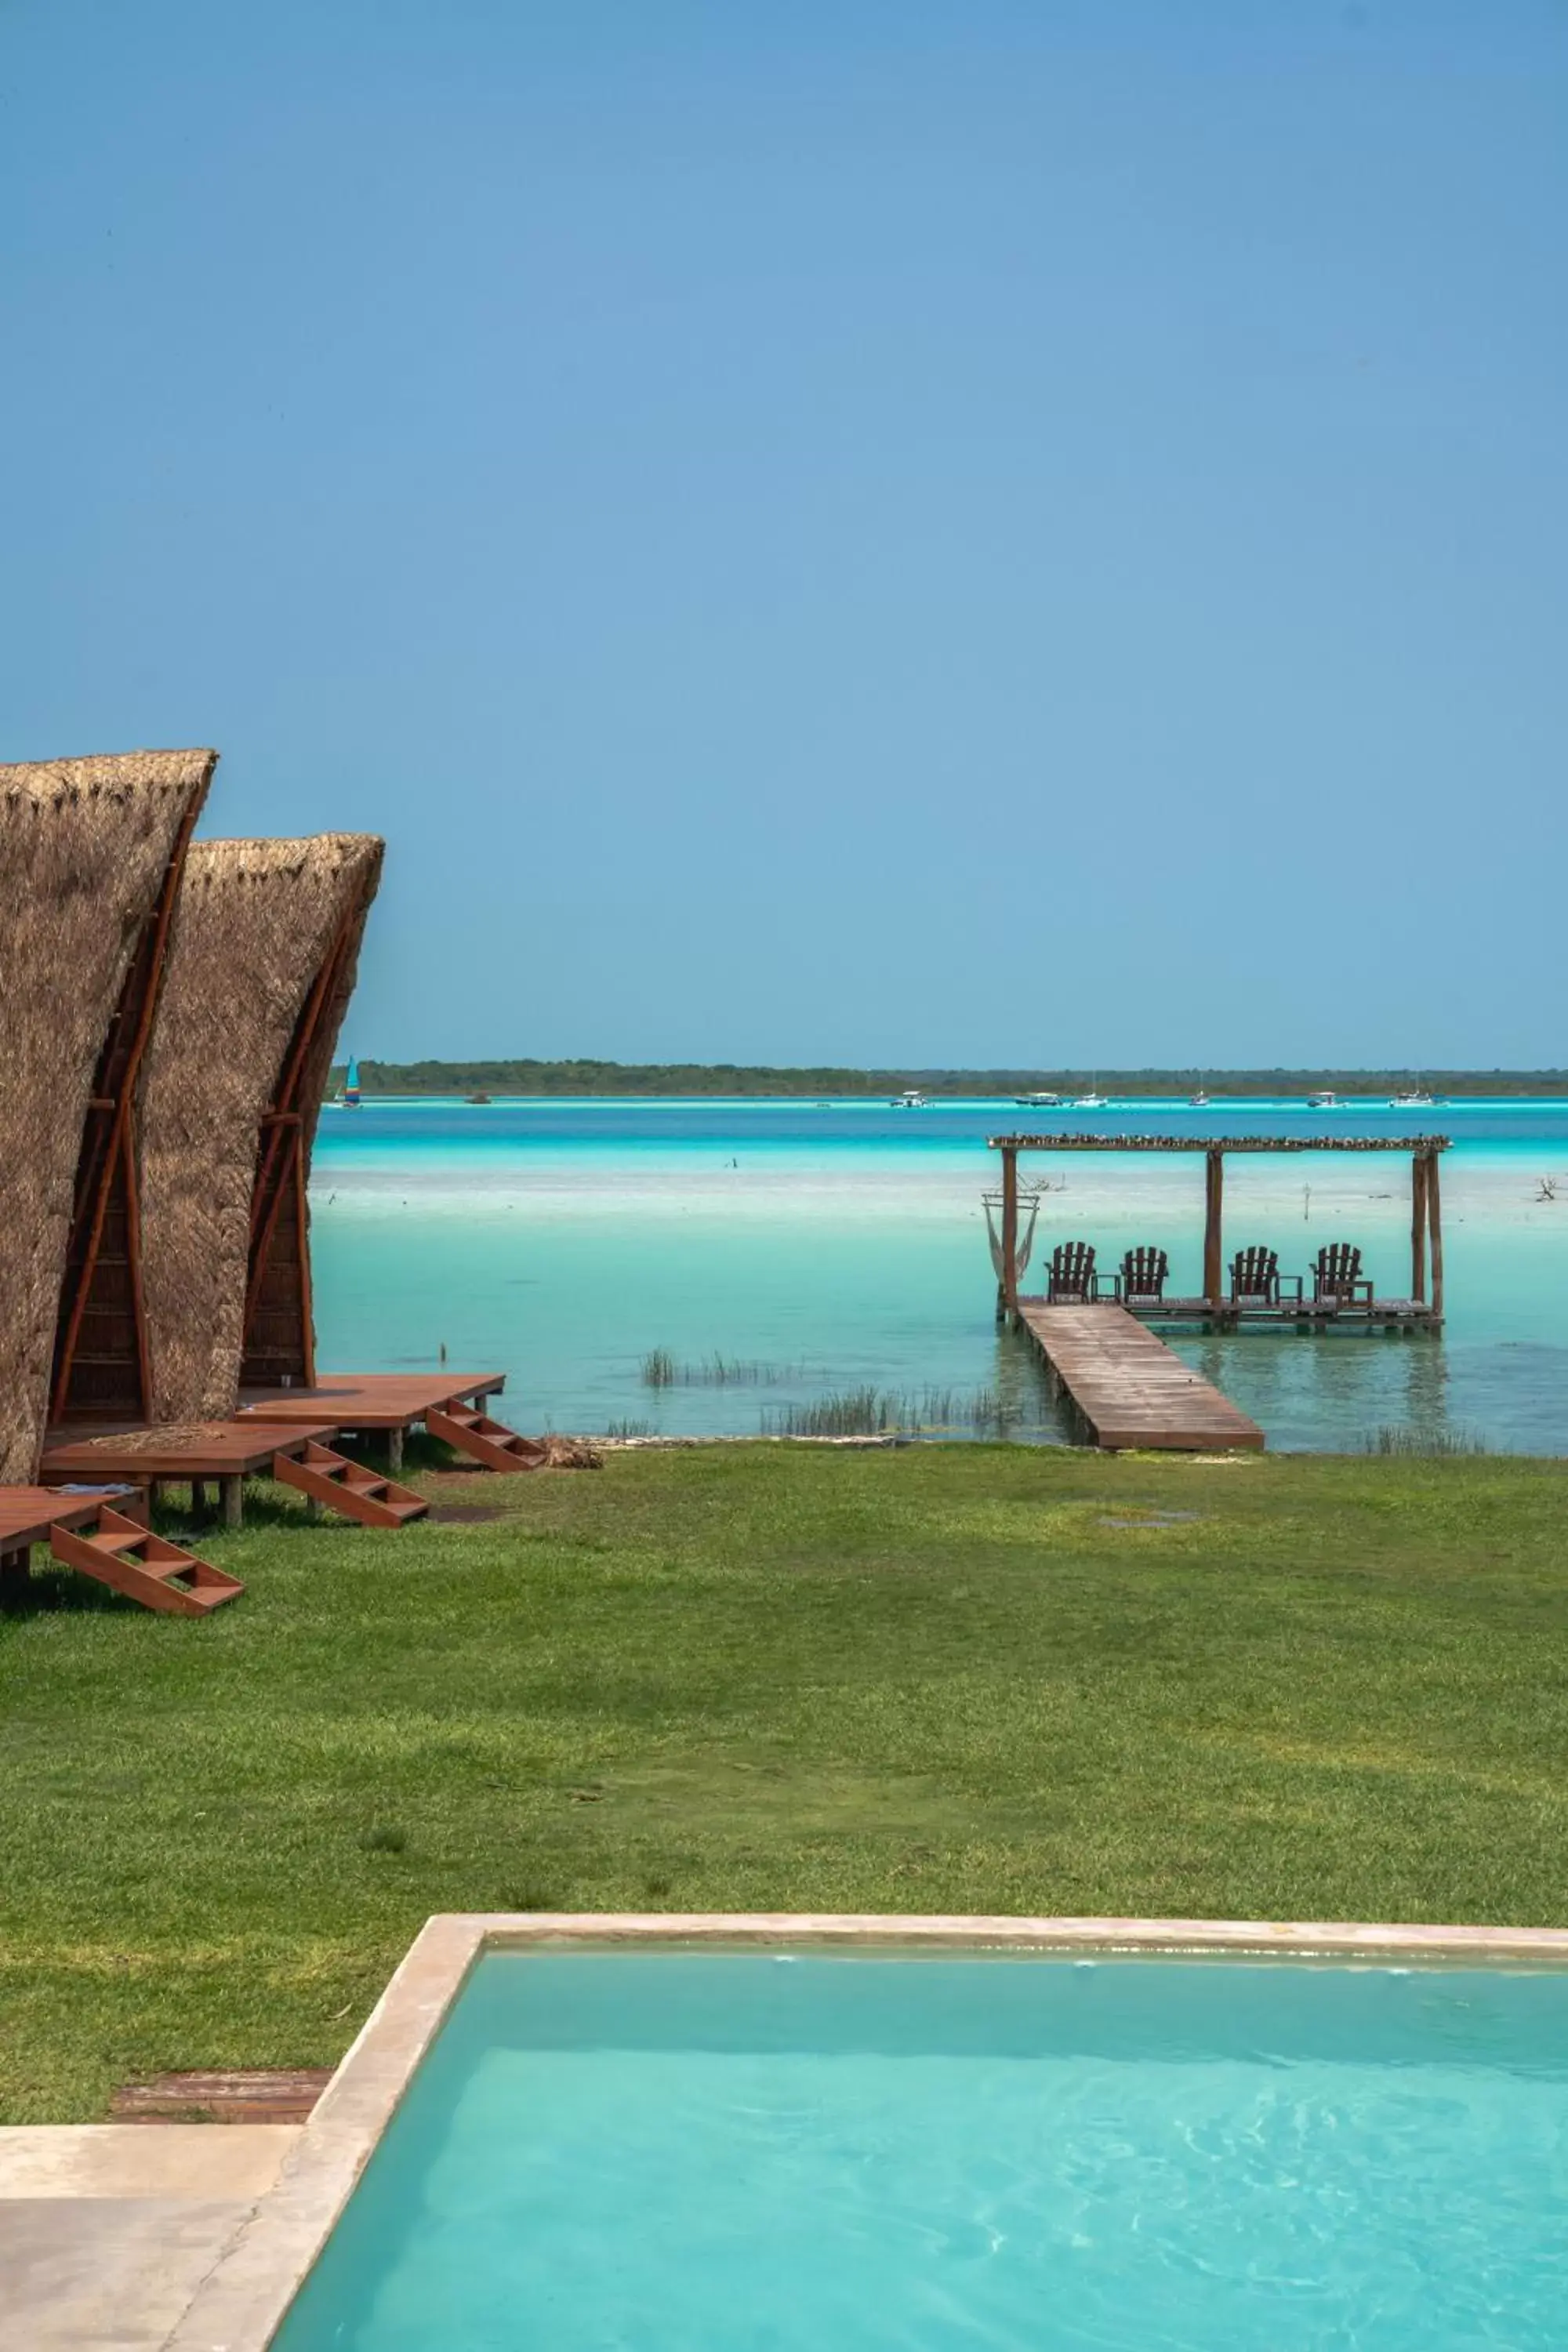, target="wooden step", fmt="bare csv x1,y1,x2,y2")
271,1440,429,1528
426,1399,551,1474
48,1508,245,1615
